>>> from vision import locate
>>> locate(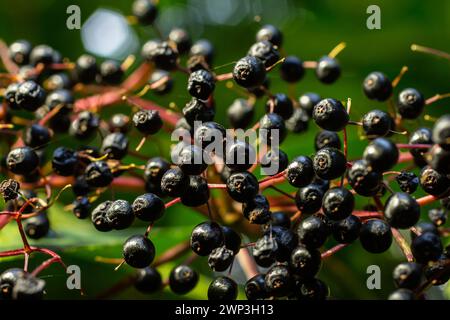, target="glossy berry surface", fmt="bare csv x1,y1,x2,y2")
15,80,45,111
187,69,215,100
315,56,340,84
208,276,238,300
242,194,271,224
132,193,165,222
359,219,392,253
180,175,210,207
265,93,294,120
312,98,349,132
84,161,113,188
384,192,420,229
411,232,443,263
248,40,280,68
256,24,283,47
6,147,39,175
362,109,392,137
392,262,423,290
169,265,199,295
289,245,322,279
397,88,425,119
396,171,419,194
106,199,135,230
295,184,324,215
363,71,392,101
160,167,189,197
322,187,354,221
122,235,155,268
363,138,399,172
134,267,162,293
315,130,341,150
226,171,259,203
280,55,304,82
190,221,223,256
313,147,347,180
296,215,329,248
233,56,266,89
245,274,268,300
133,110,163,135
332,215,361,243
286,156,314,188
264,264,292,297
